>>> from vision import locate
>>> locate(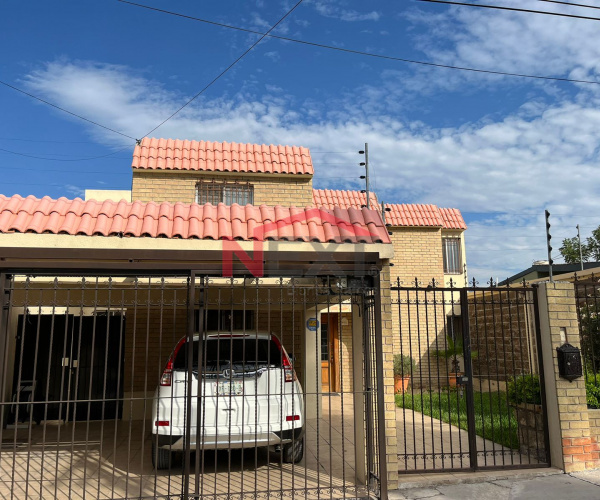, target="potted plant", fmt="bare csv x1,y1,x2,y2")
507,374,546,461
431,334,477,387
393,354,416,393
